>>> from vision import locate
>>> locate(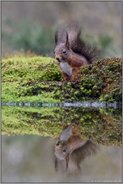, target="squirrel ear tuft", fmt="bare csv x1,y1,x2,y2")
55,28,69,47
54,157,58,171
65,32,69,49
55,31,58,45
